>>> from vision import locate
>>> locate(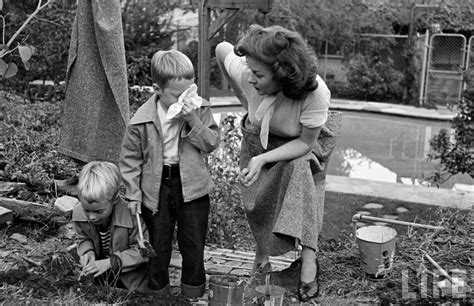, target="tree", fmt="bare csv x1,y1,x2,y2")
122,0,180,86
